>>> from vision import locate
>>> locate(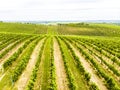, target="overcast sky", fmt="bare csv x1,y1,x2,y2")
0,0,120,21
